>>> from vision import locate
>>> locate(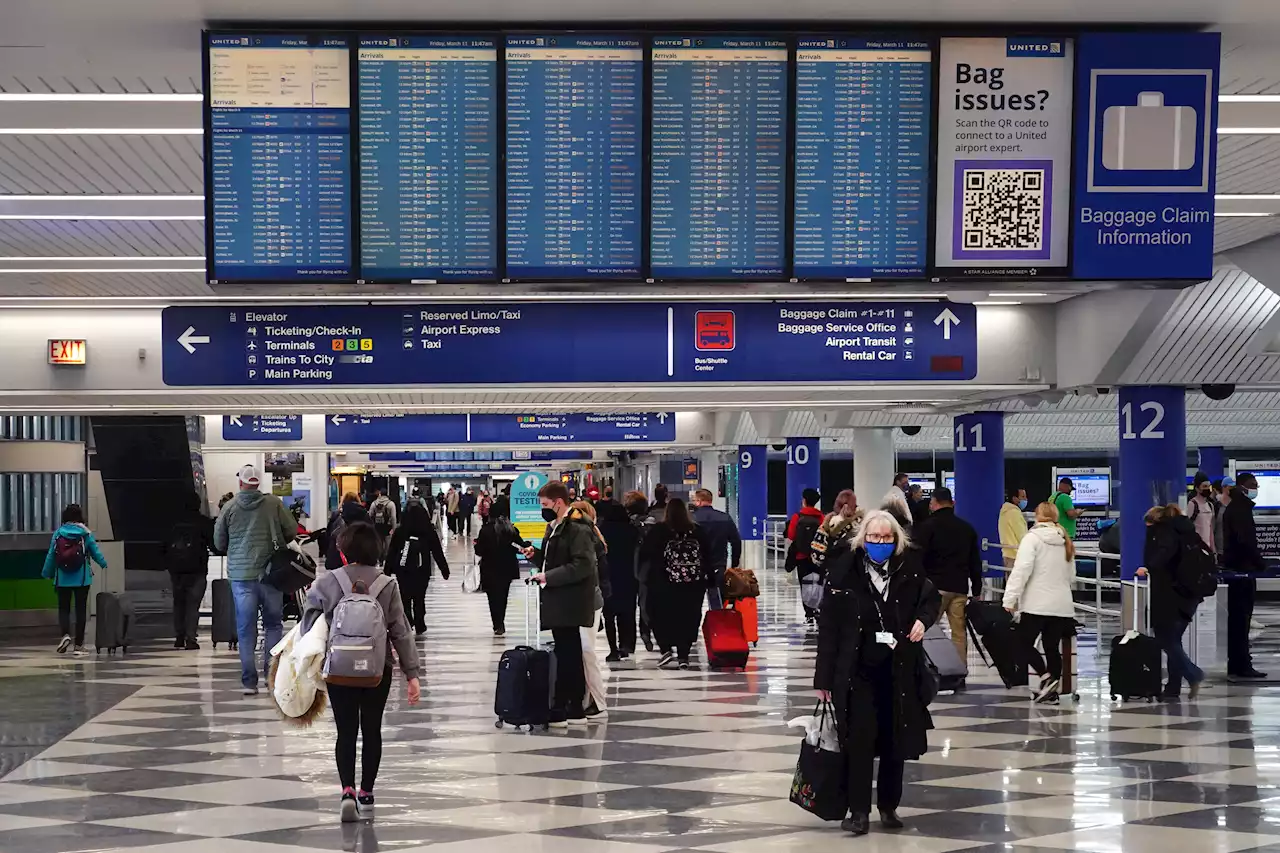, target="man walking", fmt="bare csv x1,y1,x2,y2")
913,487,983,676
370,488,398,550
1224,473,1267,681
214,464,296,695
691,488,743,610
